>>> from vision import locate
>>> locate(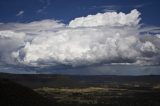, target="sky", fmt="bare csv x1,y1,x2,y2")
0,0,160,75
0,0,160,25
